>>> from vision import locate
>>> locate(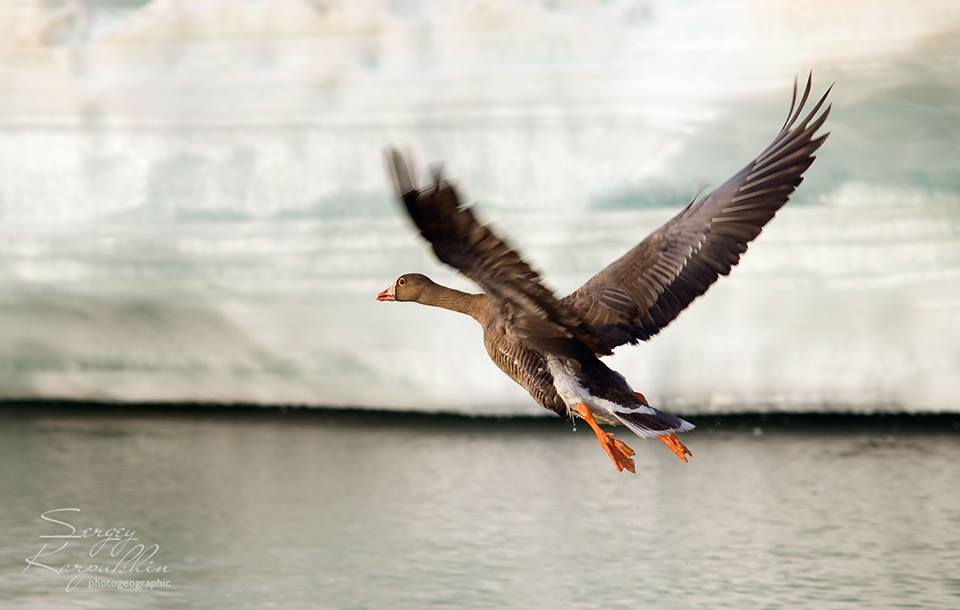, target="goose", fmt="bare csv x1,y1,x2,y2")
378,75,831,472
